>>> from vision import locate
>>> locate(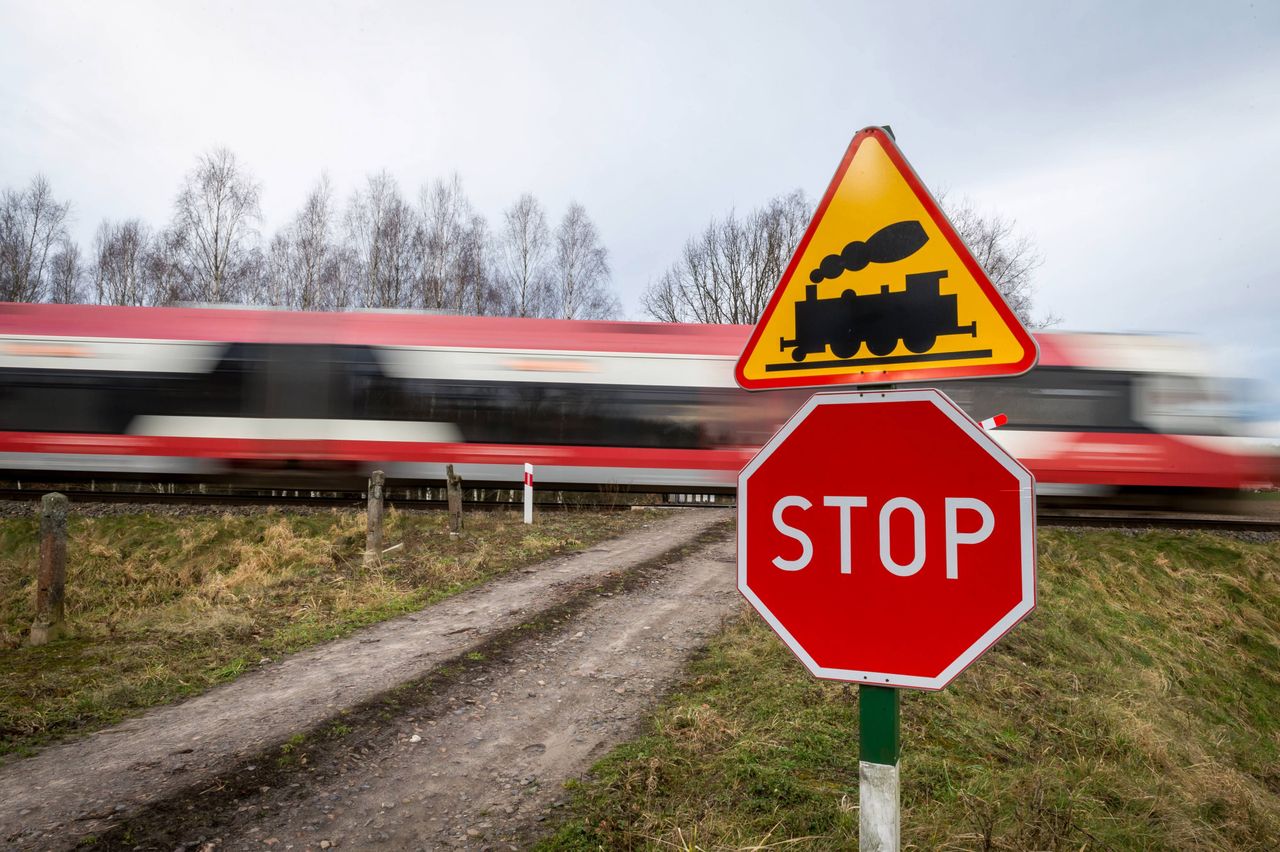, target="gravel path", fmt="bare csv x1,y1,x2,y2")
0,509,735,851
156,523,740,851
